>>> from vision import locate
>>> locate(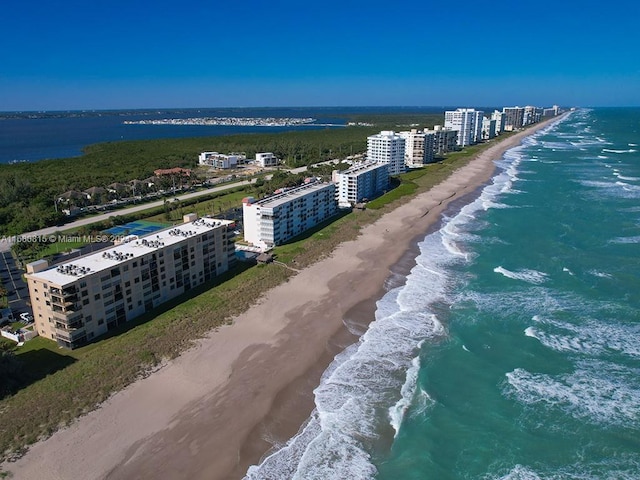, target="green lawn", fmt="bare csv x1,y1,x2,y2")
0,132,514,464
